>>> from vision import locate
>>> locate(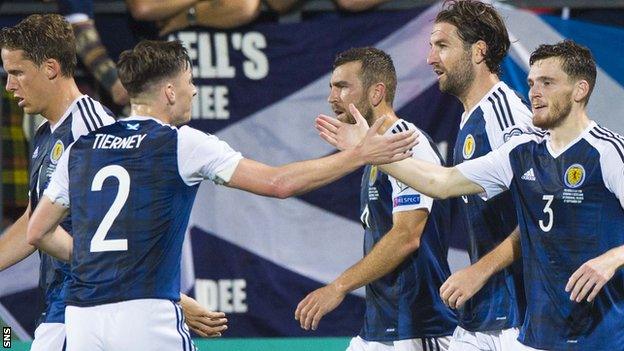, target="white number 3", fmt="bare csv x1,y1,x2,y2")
539,194,554,232
90,165,130,252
